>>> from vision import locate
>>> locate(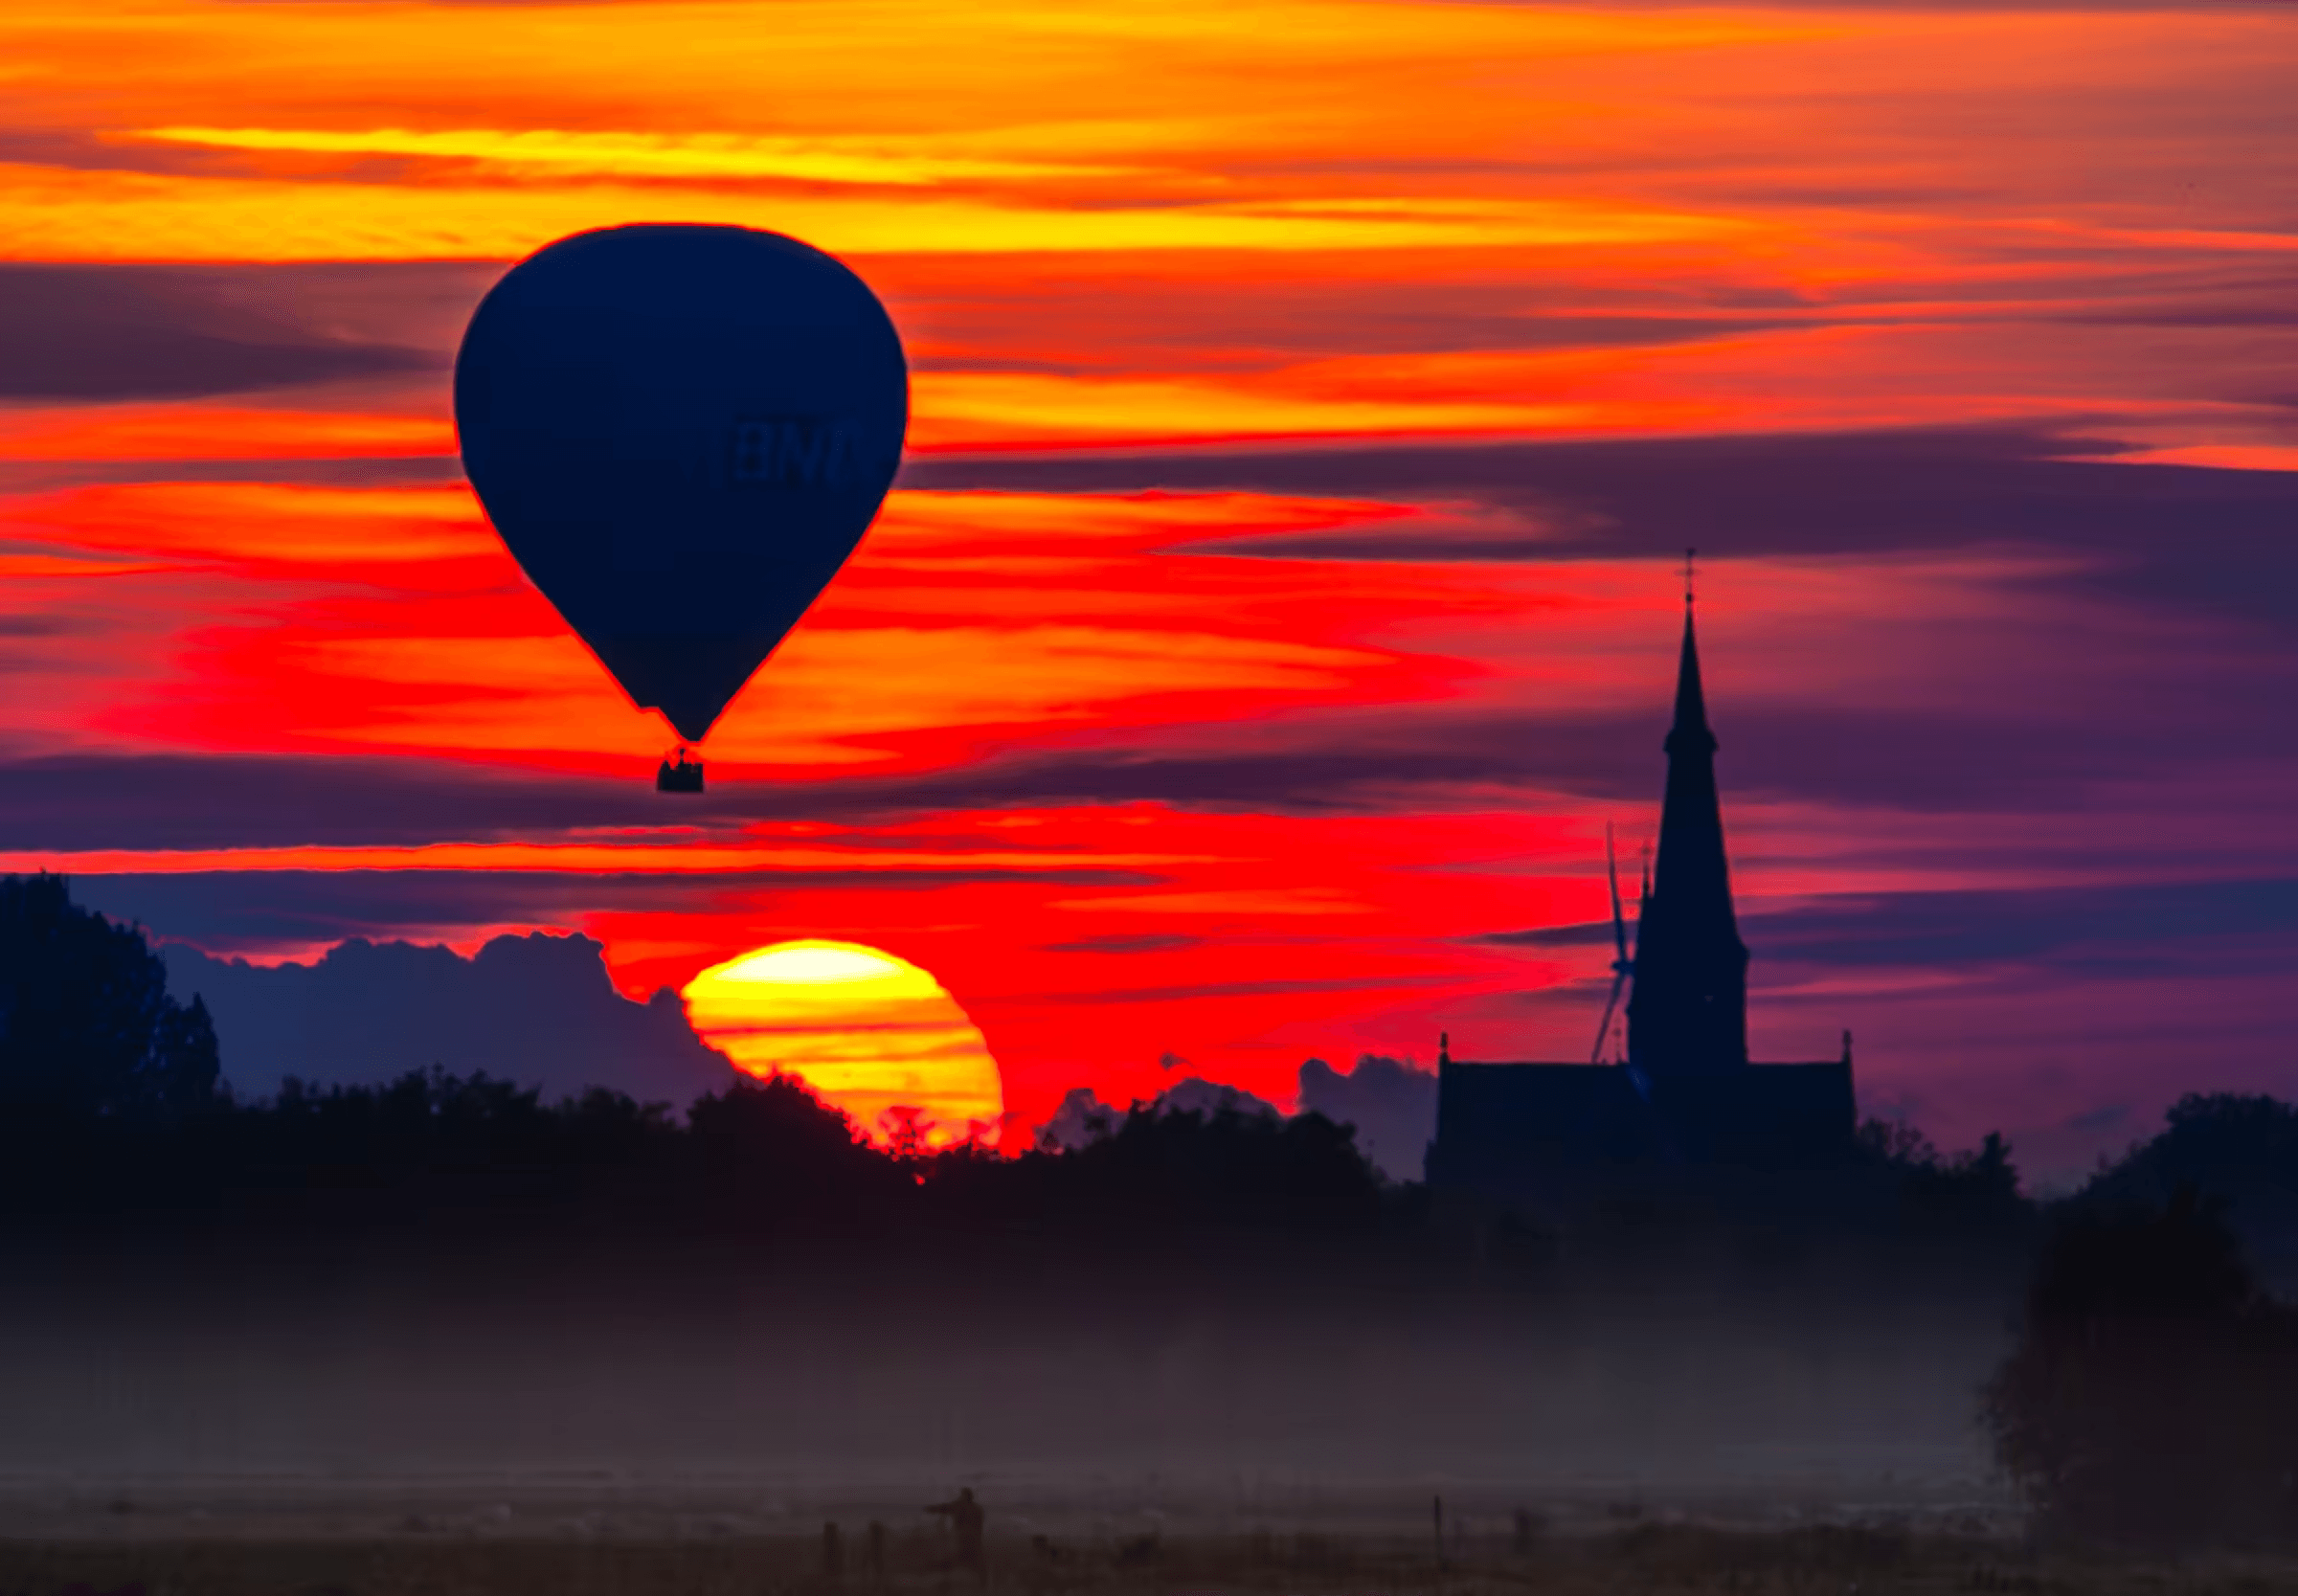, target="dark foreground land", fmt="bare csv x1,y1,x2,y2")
2,1523,2293,1596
